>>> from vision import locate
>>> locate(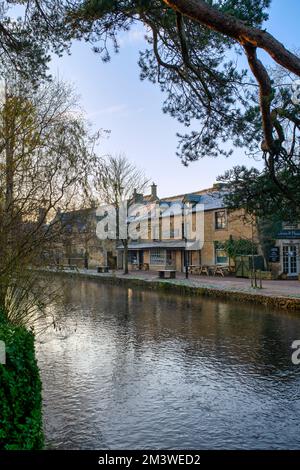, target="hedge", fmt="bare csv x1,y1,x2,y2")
0,317,44,450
